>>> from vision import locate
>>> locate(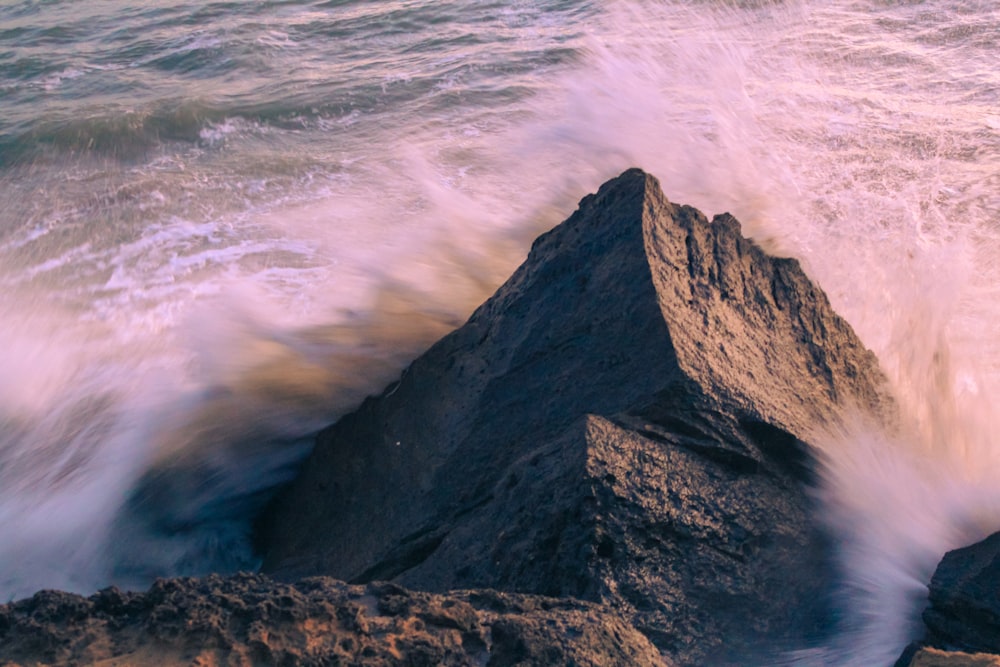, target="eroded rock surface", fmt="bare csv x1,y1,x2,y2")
258,169,892,664
923,530,1000,654
908,648,1000,667
0,573,665,667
